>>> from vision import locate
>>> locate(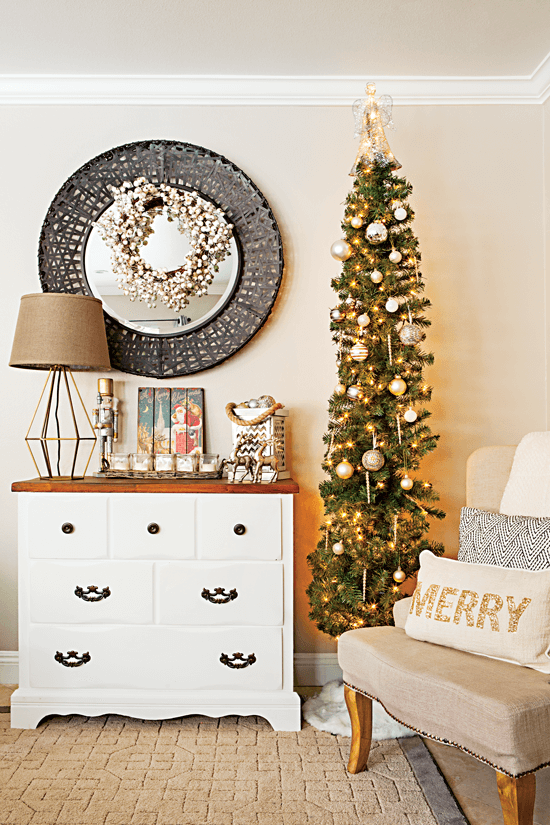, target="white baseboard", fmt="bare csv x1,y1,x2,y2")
0,651,18,685
1,651,340,688
294,653,342,687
